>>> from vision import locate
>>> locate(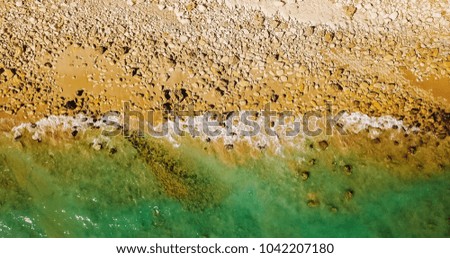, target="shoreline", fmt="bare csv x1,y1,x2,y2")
1,0,450,137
